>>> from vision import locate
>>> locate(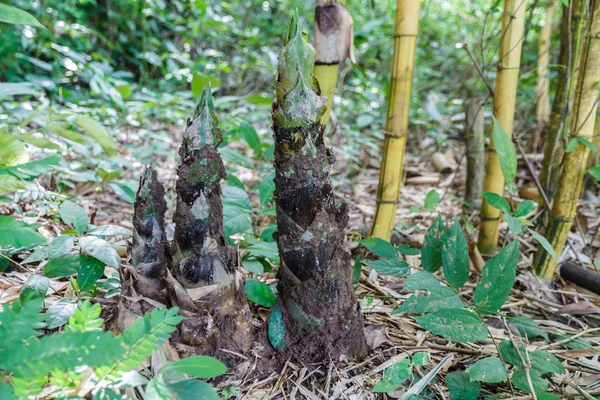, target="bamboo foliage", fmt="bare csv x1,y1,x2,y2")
477,0,527,256
370,0,421,241
313,0,354,126
539,0,586,207
535,0,600,279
